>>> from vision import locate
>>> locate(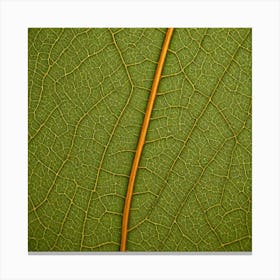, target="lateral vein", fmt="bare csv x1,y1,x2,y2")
120,28,174,251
